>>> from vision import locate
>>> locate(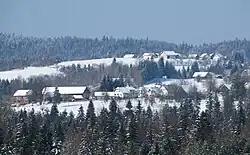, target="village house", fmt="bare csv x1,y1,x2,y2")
42,86,91,102
123,54,136,58
188,54,199,59
94,86,138,99
142,53,155,60
145,86,163,97
199,53,210,60
218,84,231,94
160,84,187,100
160,51,181,59
192,72,214,81
114,86,138,98
94,92,116,100
12,89,33,105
